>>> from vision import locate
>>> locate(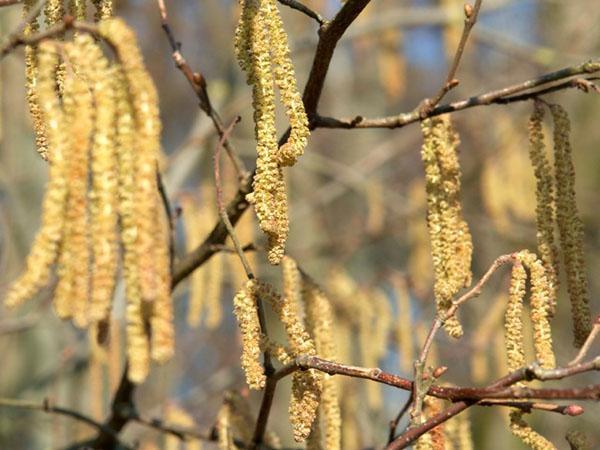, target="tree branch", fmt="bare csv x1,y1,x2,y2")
277,0,325,25
313,60,600,129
